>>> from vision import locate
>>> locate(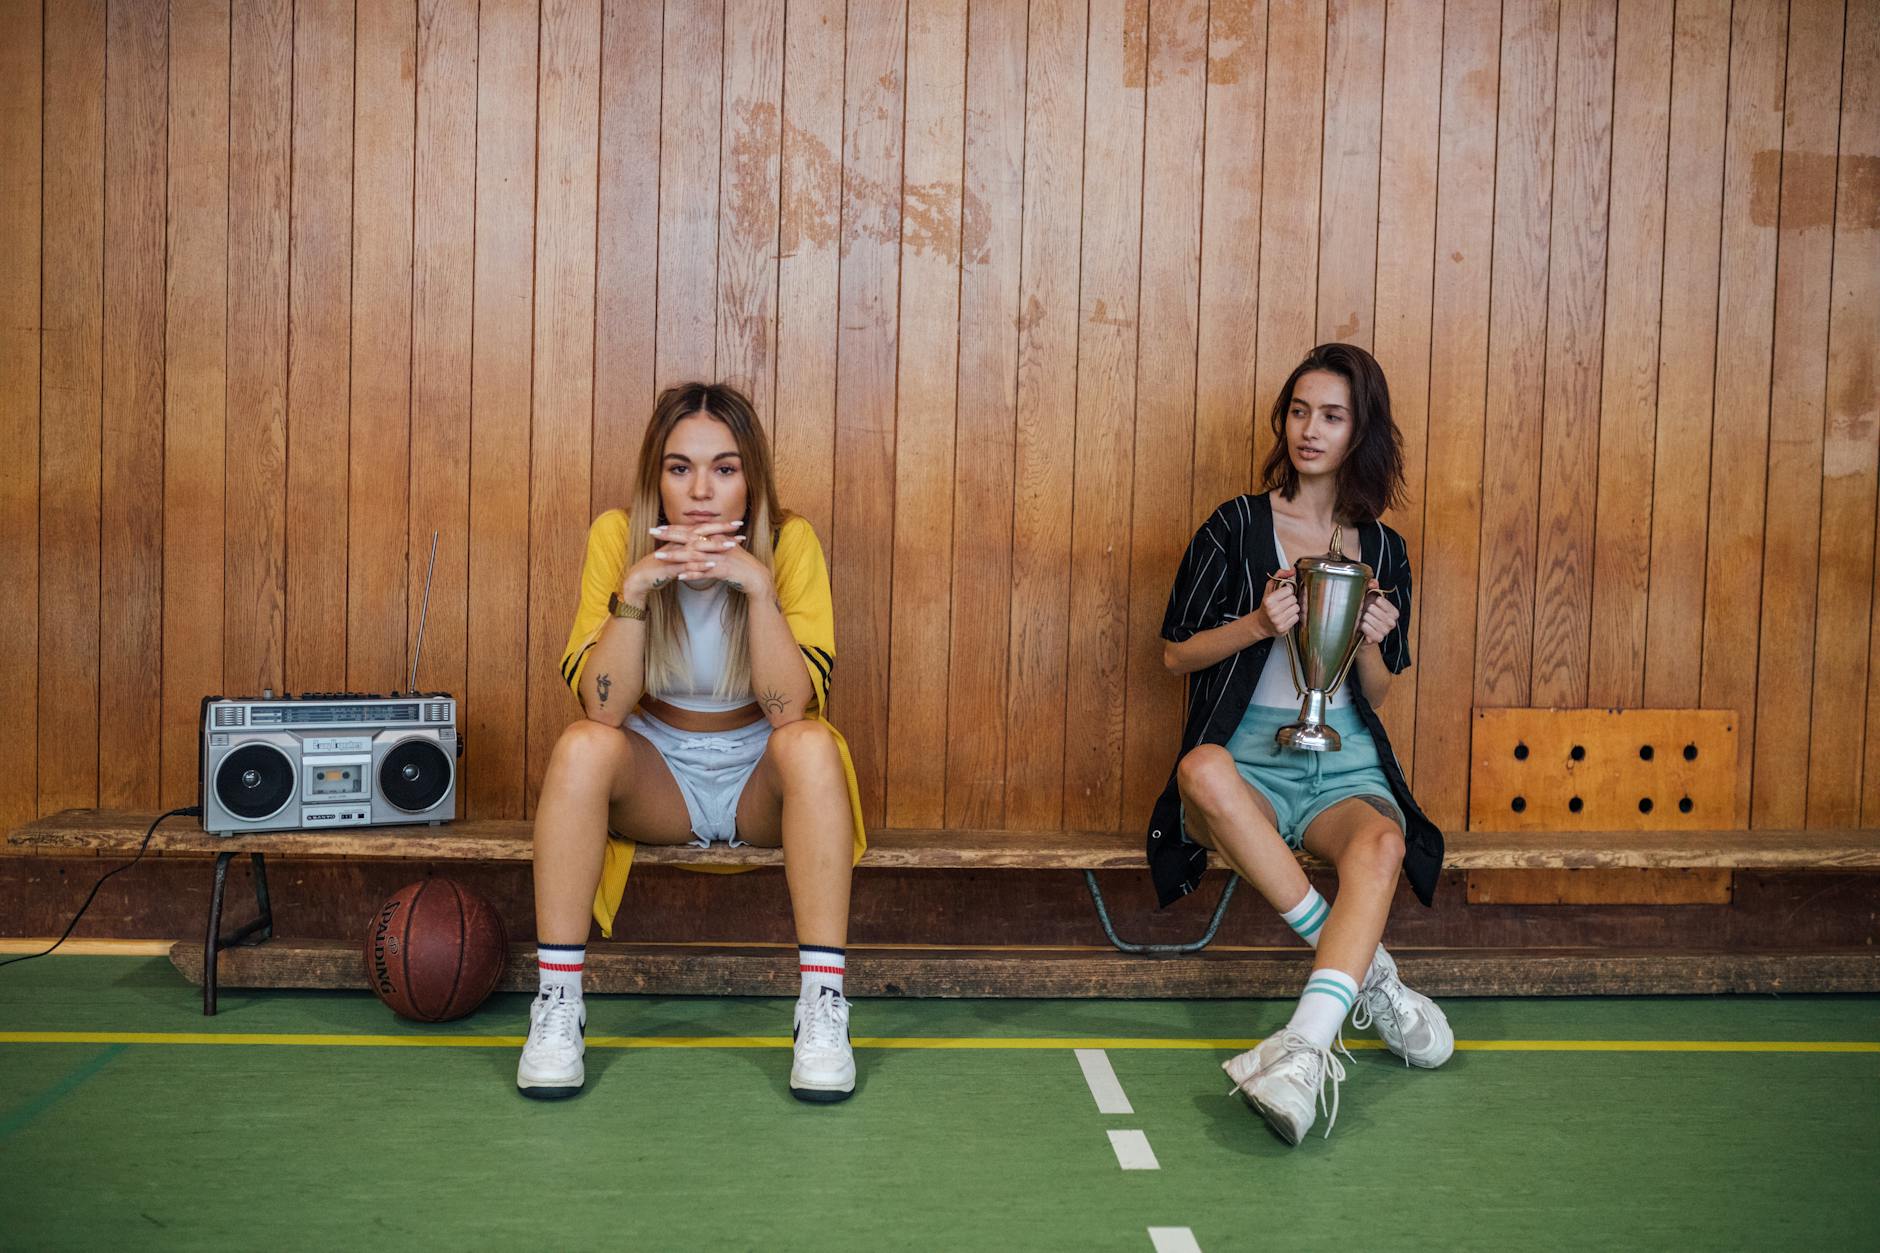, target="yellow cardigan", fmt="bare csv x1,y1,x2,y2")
558,509,868,936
